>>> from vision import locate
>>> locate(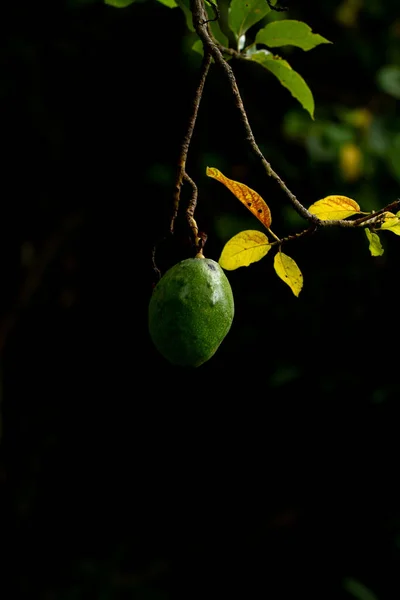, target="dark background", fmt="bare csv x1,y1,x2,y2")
1,0,400,598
